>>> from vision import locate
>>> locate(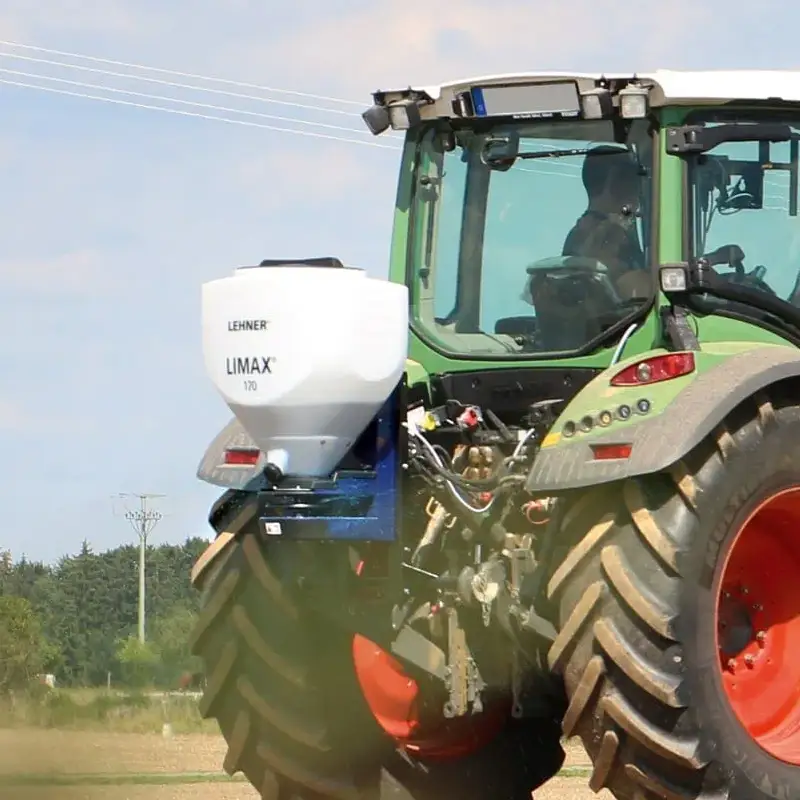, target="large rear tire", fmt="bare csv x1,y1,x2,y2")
189,494,566,800
546,387,800,799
